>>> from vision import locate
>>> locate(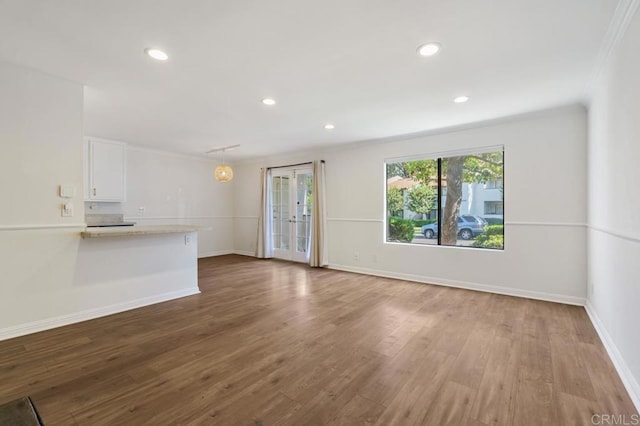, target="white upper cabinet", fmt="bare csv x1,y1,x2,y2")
85,138,126,202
